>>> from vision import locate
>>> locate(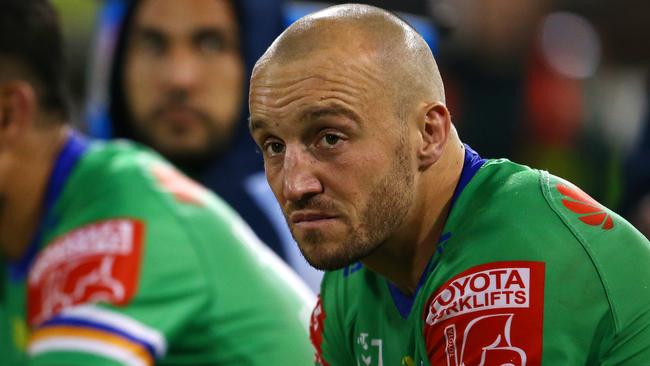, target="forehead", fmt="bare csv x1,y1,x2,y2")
134,0,238,32
249,55,401,138
251,52,385,112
